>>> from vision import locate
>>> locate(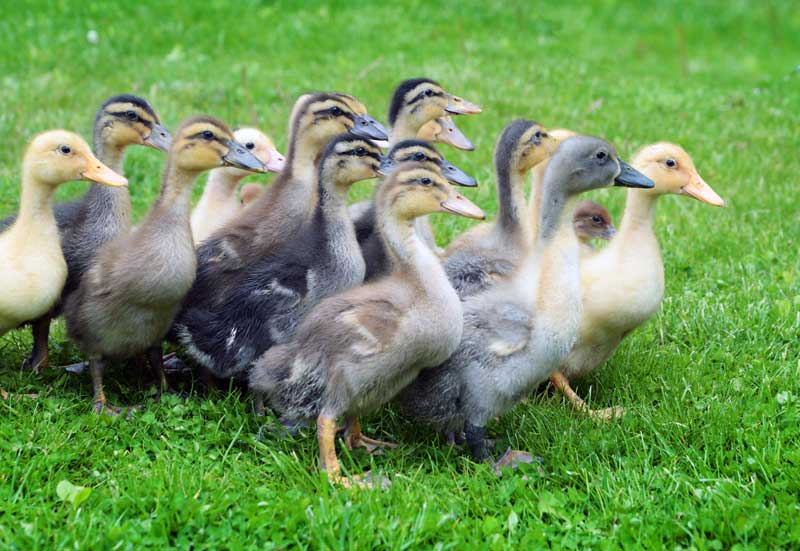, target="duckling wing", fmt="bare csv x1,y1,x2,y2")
465,299,532,358
445,254,516,299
